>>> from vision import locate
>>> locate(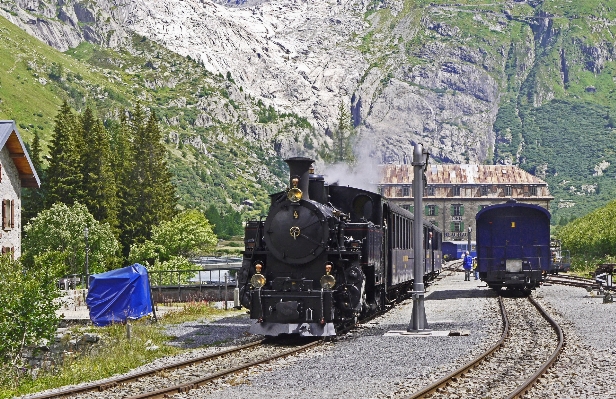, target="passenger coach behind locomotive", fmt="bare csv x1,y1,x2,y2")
238,157,442,337
475,200,551,291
